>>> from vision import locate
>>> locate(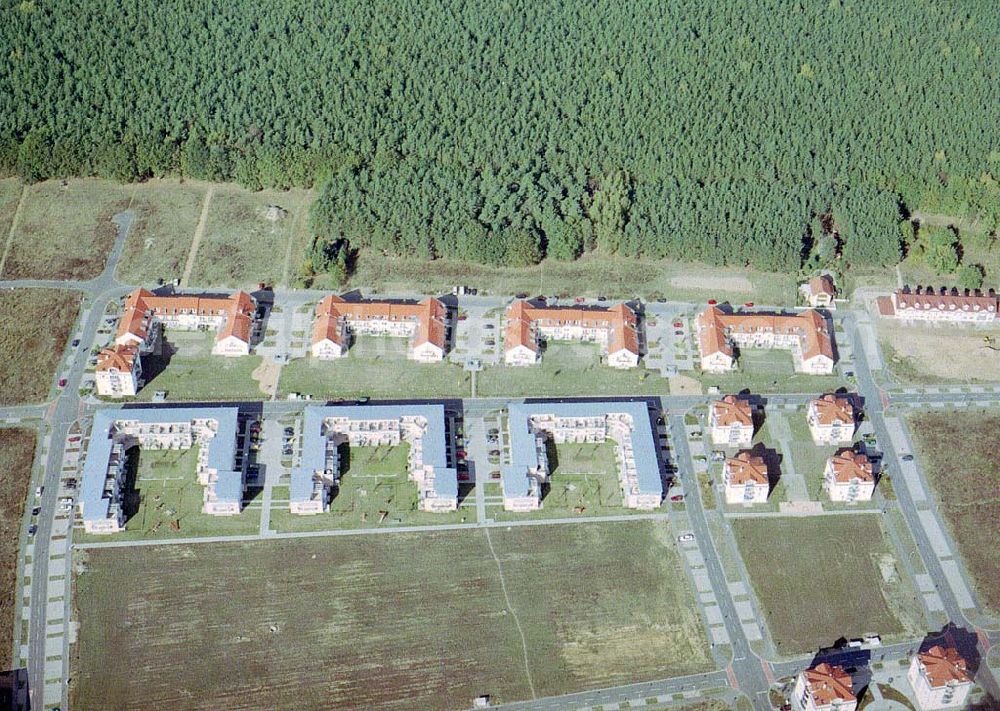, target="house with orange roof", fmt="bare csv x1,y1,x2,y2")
907,646,973,710
793,663,857,711
310,294,449,363
696,305,835,375
723,450,769,505
95,344,143,397
502,300,641,369
807,394,856,445
823,449,875,502
800,274,837,308
709,395,755,447
877,286,998,323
